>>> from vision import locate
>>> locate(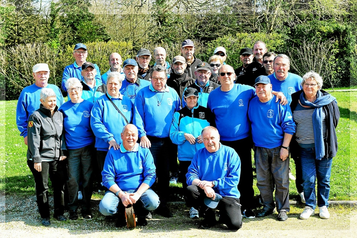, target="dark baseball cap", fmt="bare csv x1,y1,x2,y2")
184,87,199,98
254,75,271,86
74,43,87,50
195,62,211,72
82,62,95,70
137,48,151,57
182,39,194,48
240,47,253,55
